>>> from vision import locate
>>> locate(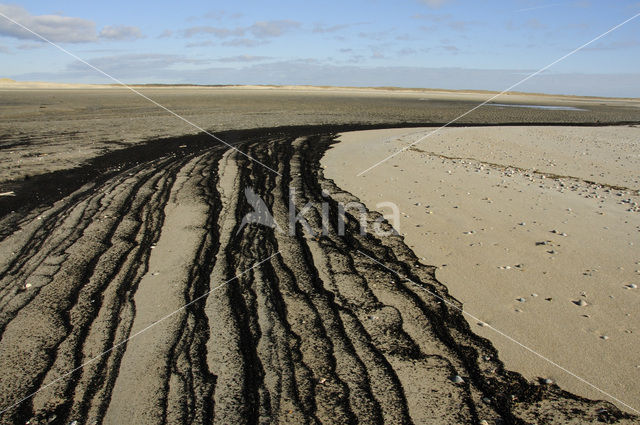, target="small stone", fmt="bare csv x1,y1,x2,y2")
531,293,538,297
25,283,32,289
516,297,526,303
479,421,489,425
627,284,638,289
542,378,553,385
318,377,327,384
575,299,588,307
451,375,464,383
601,335,609,340
482,397,491,404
